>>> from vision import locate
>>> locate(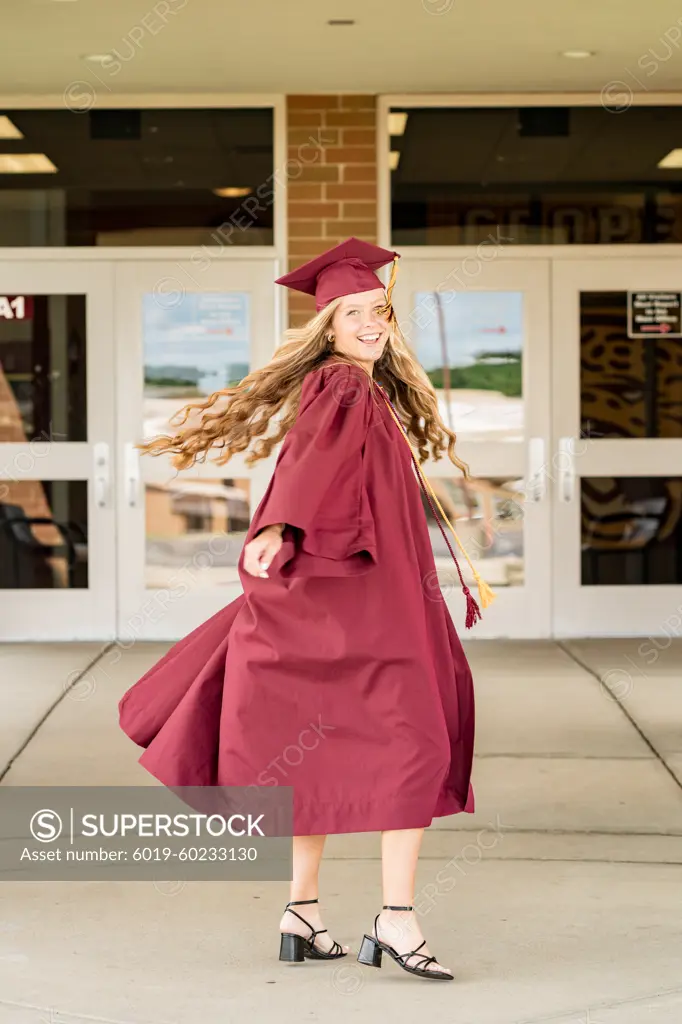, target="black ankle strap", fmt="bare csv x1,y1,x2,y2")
383,904,413,911
286,898,318,906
